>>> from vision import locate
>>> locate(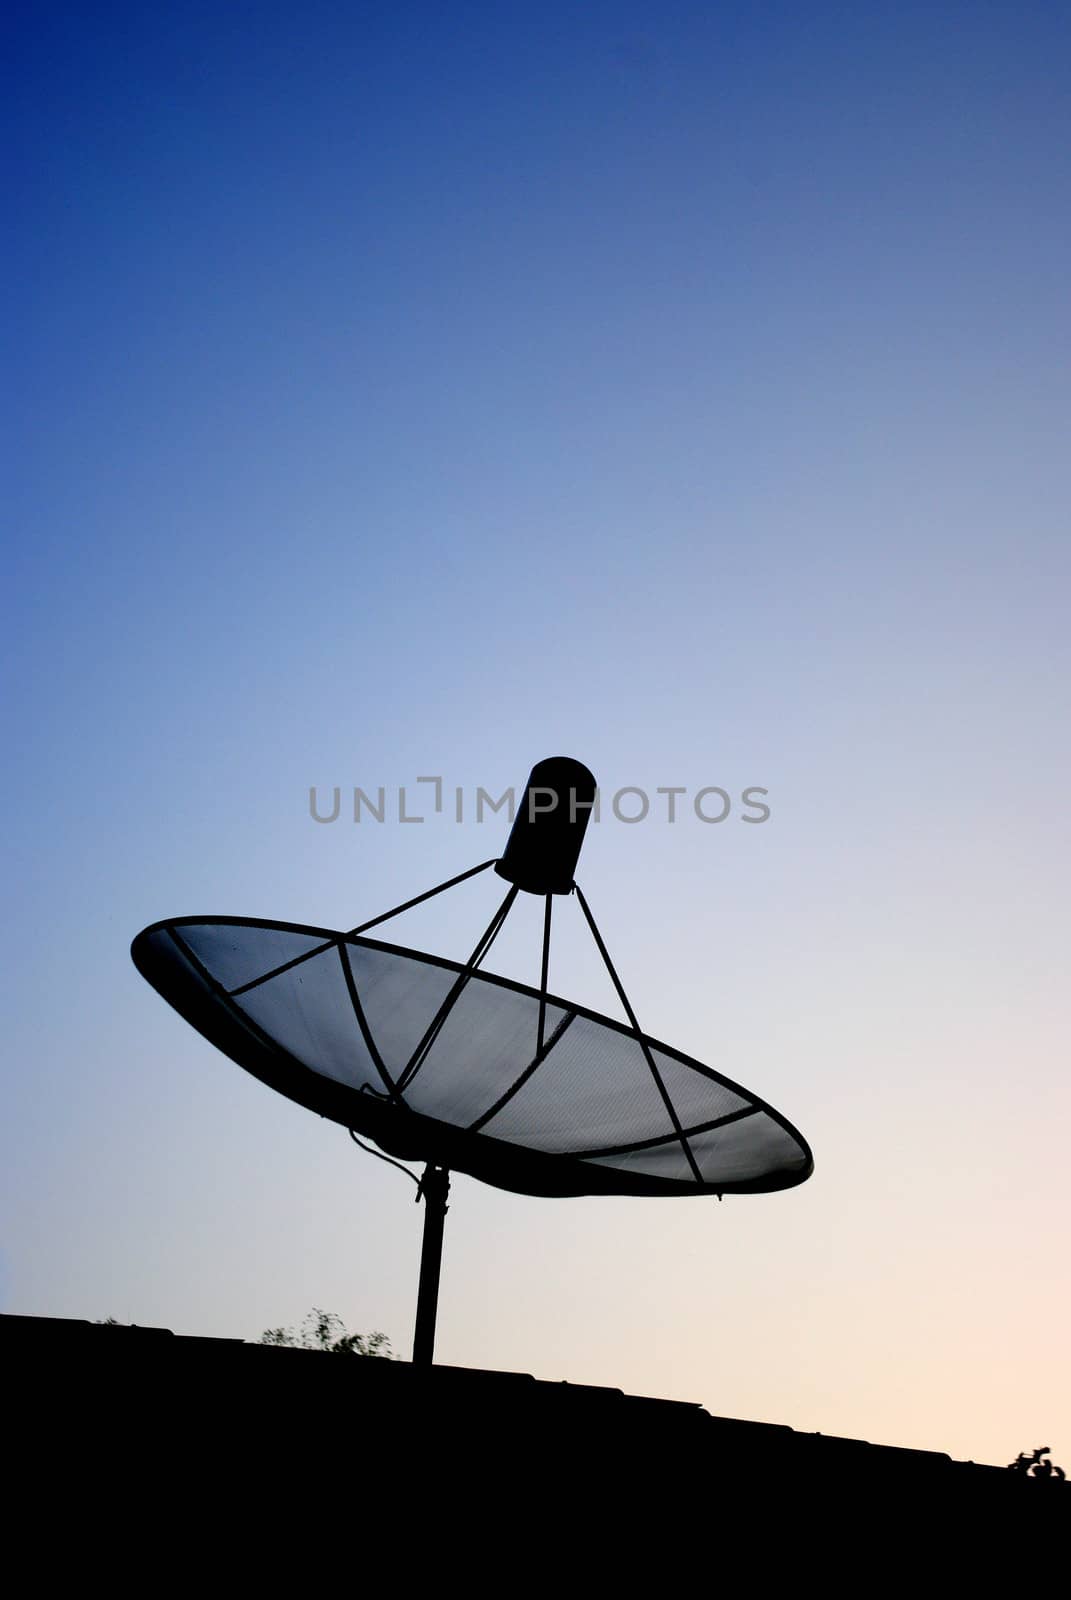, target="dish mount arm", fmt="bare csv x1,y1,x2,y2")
413,1164,450,1366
